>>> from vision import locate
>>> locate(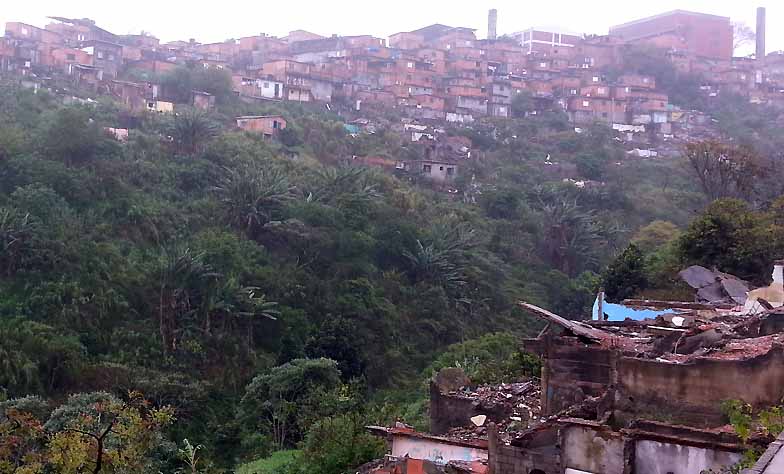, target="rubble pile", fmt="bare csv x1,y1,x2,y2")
444,381,543,443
